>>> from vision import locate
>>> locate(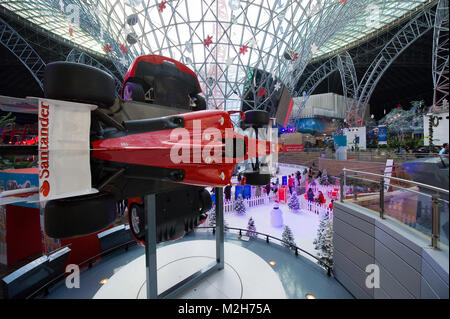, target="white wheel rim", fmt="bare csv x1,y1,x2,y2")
131,207,140,235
